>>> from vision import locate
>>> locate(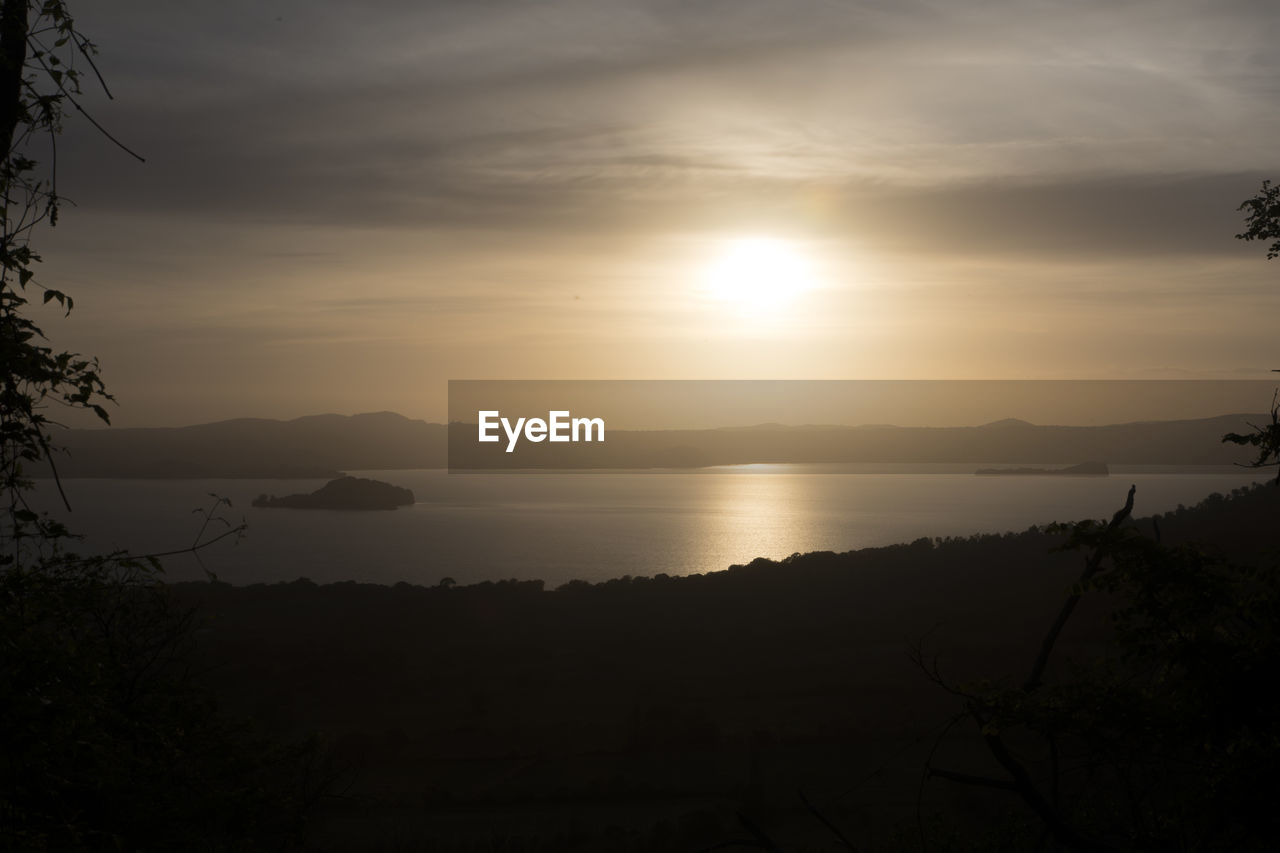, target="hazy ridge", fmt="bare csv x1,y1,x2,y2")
53,412,447,478
47,411,1268,477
